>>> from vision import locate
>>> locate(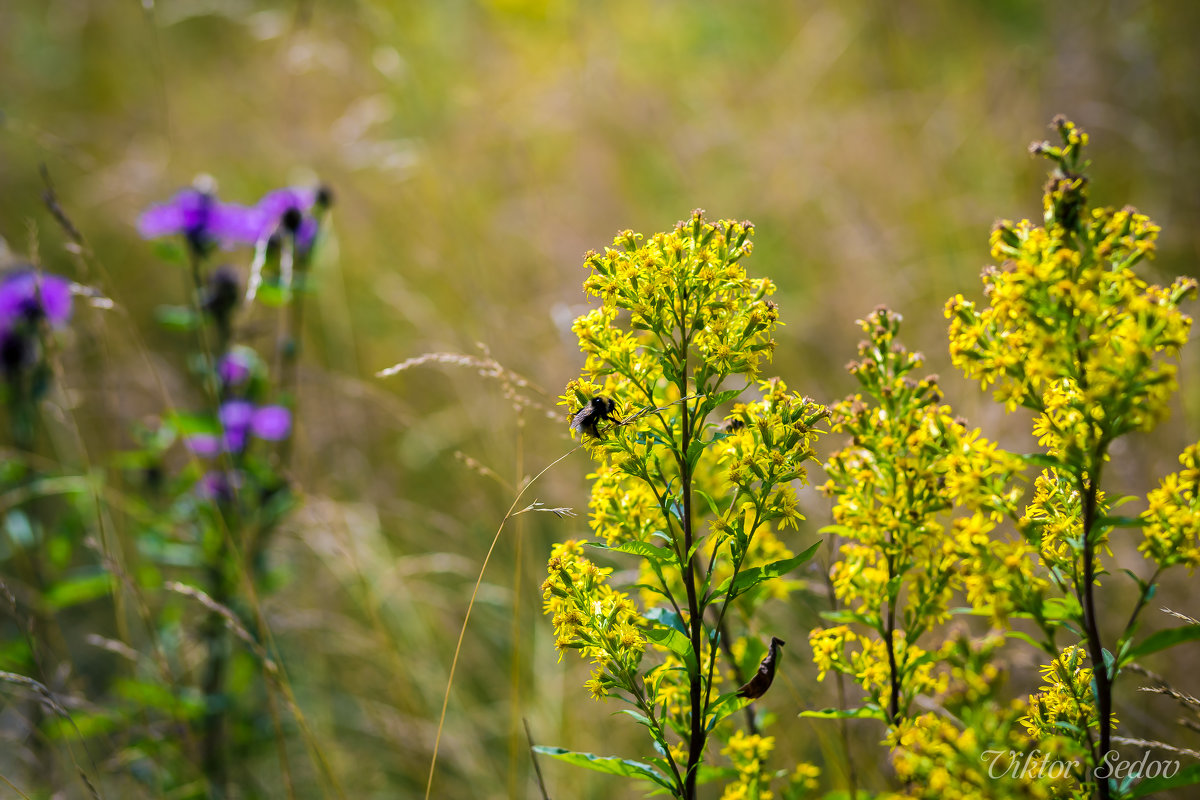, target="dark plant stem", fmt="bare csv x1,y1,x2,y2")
1080,470,1111,800
186,247,235,797
201,523,232,800
884,546,900,724
680,386,703,800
